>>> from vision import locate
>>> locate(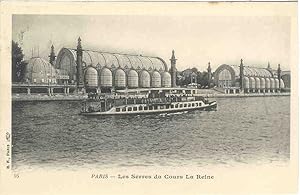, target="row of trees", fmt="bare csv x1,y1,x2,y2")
12,41,27,82
176,67,213,88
